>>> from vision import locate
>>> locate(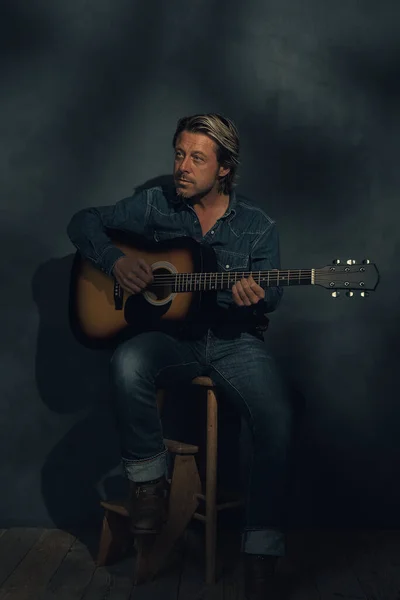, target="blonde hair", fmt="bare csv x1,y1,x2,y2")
172,113,240,194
